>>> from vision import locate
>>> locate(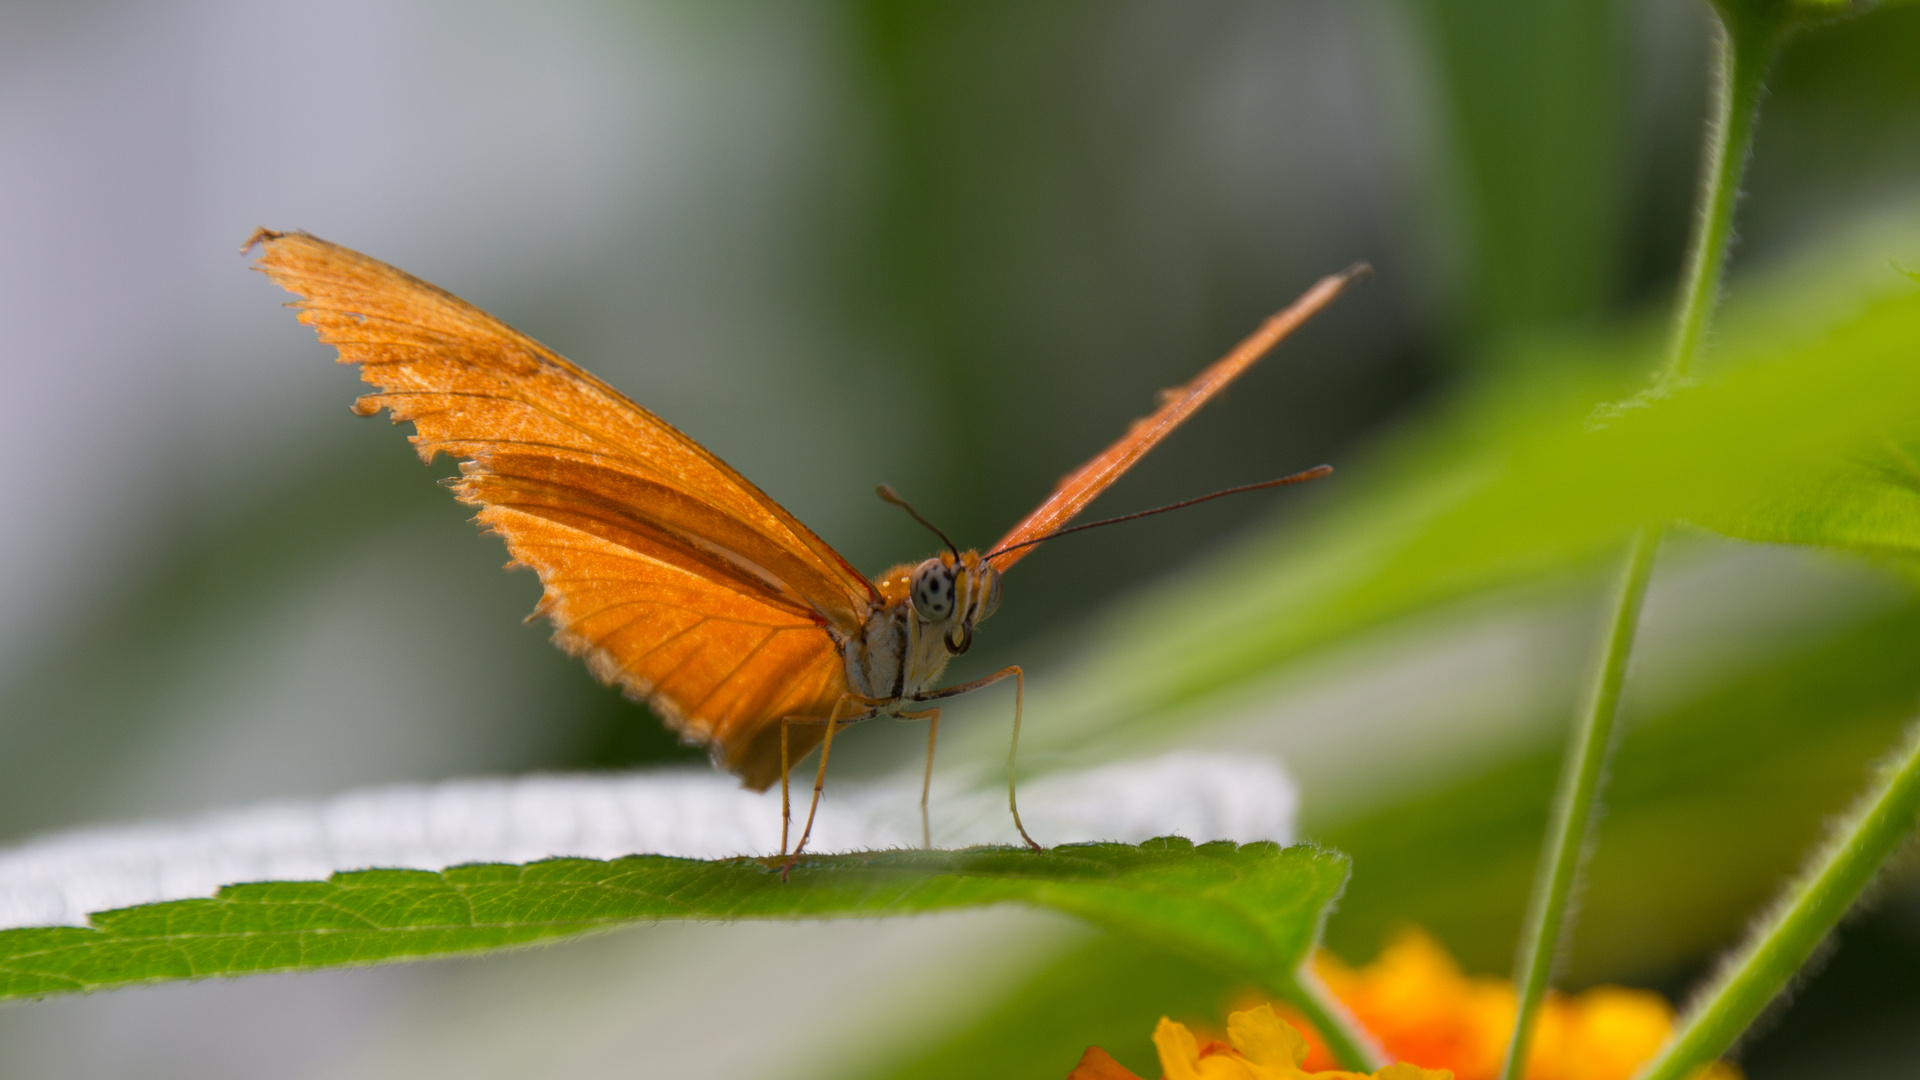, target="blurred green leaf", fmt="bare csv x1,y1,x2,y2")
1783,0,1919,17
973,262,1920,769
859,932,1231,1080
895,217,1920,1080
1744,10,1920,266
1407,0,1627,334
1326,591,1920,975
0,839,1343,1001
859,587,1920,1080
